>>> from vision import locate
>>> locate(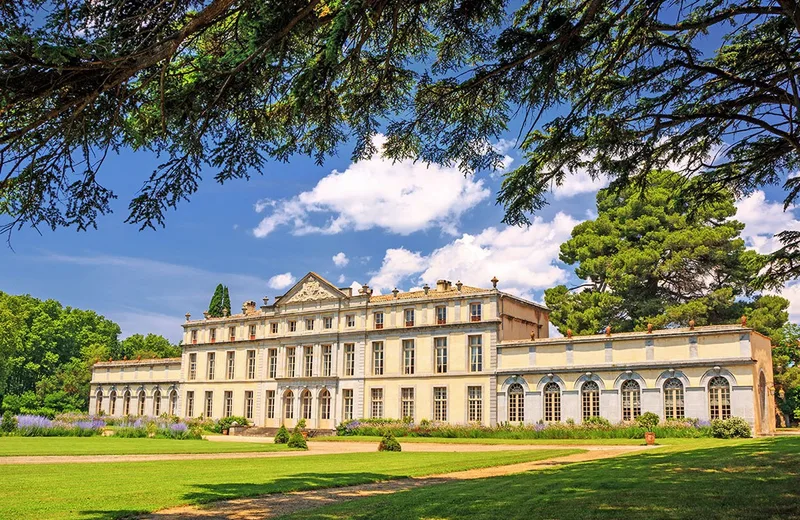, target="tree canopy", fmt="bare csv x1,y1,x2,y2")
3,1,800,283
207,284,231,317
